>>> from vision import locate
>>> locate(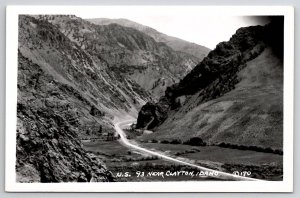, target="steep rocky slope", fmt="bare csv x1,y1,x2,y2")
19,15,149,120
37,15,200,99
136,19,284,150
87,18,211,60
17,15,152,182
17,52,114,182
